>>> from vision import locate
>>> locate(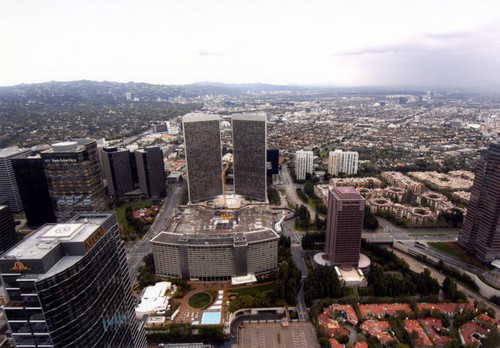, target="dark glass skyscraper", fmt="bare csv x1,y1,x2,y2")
41,139,107,222
183,113,223,203
267,148,279,179
458,142,500,263
232,113,267,201
134,146,166,199
325,186,365,267
0,147,30,213
0,212,147,348
0,205,18,254
102,147,134,198
11,152,56,228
